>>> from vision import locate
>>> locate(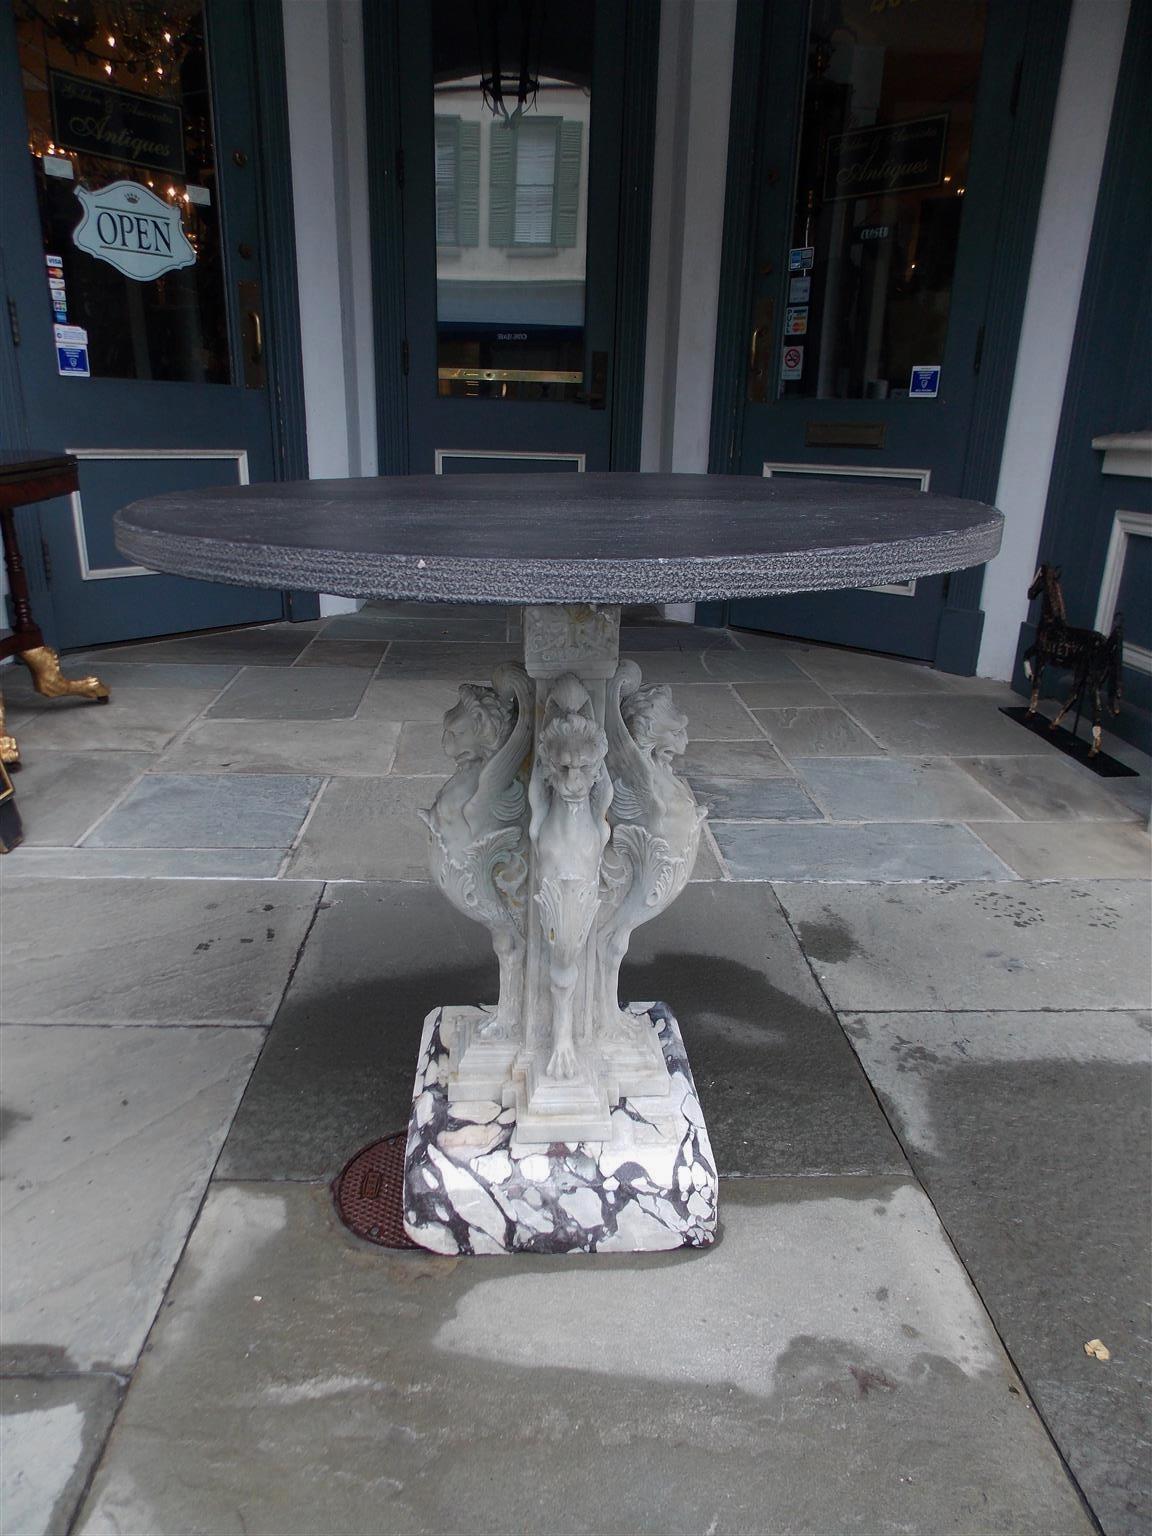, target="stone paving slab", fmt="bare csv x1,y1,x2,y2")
733,677,837,708
392,721,452,774
967,819,1152,879
956,754,1143,821
3,661,240,698
1,1375,121,1536
218,883,496,1180
620,883,906,1175
699,647,809,683
290,637,391,669
154,717,400,777
774,880,1152,1012
206,665,371,721
690,777,822,821
323,613,509,642
83,773,321,848
68,626,314,667
355,678,463,721
375,642,521,679
74,1179,1092,1536
752,705,883,756
1,1024,262,1374
714,820,1015,881
660,683,764,740
284,777,444,881
793,755,1015,821
4,751,152,846
11,688,222,753
841,695,1058,755
843,1009,1151,1536
2,848,285,879
0,878,322,1025
682,738,790,779
789,648,967,694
